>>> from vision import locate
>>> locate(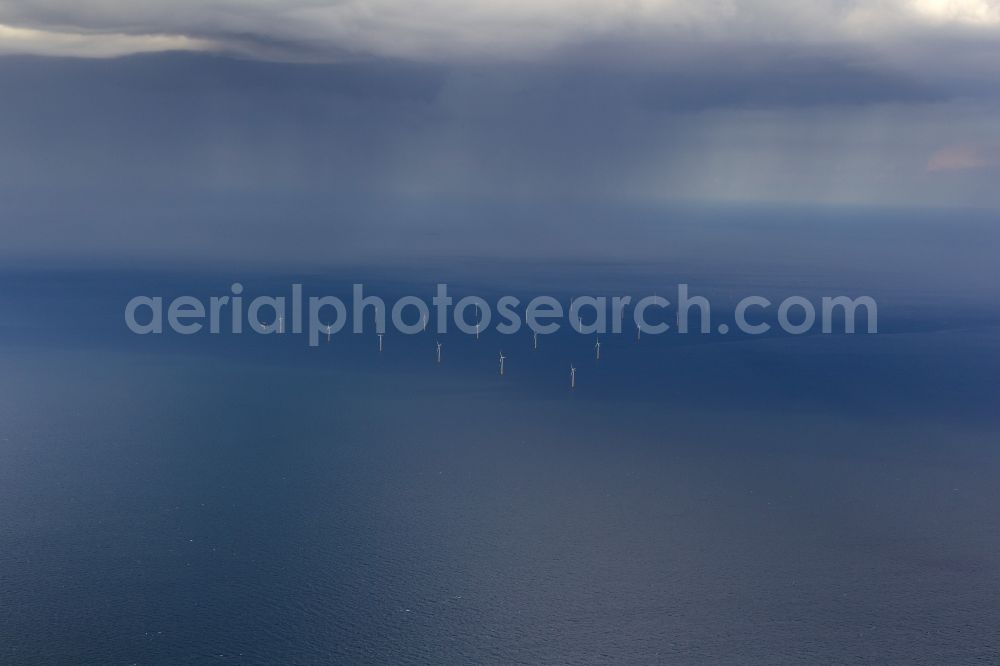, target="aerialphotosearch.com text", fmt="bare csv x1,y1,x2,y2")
124,283,878,346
